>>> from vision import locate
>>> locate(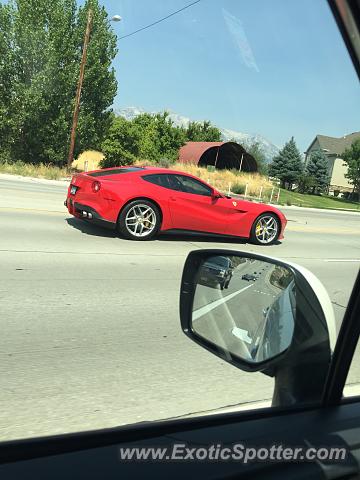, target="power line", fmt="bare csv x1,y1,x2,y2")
118,0,202,40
